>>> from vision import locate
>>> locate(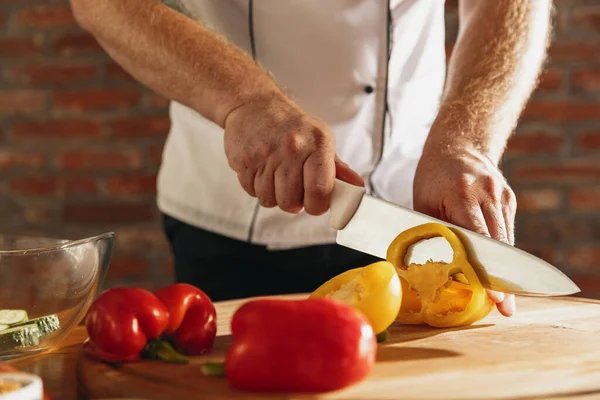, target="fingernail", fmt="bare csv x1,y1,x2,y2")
502,294,516,317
